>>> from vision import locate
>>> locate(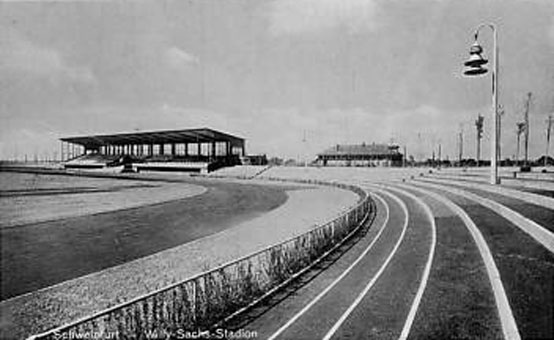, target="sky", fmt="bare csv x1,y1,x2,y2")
1,0,553,162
